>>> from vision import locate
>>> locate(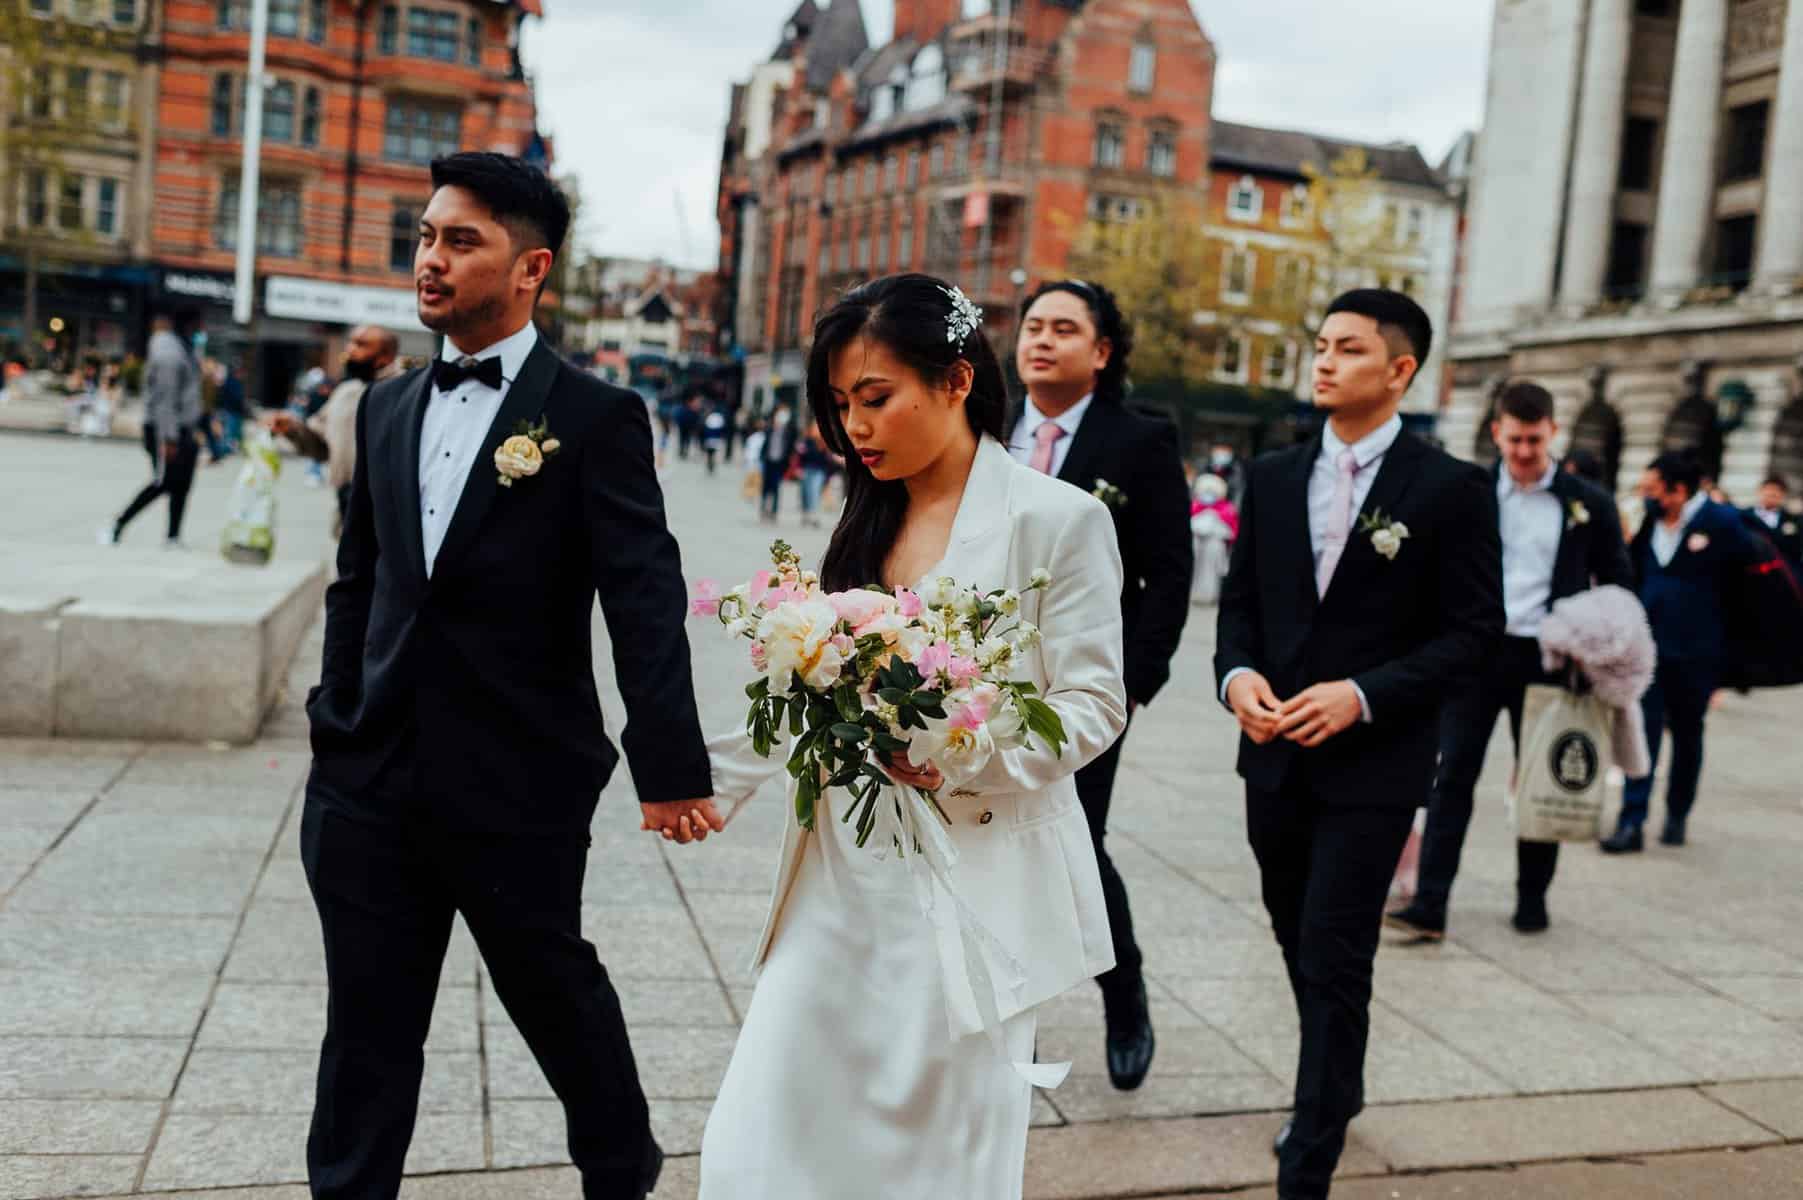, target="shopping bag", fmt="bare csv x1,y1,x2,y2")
1510,684,1612,842
221,431,282,565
